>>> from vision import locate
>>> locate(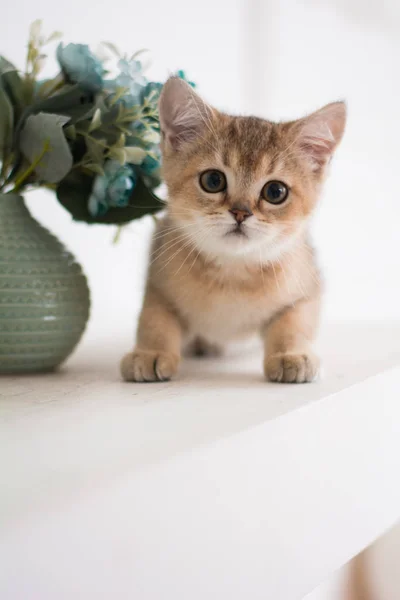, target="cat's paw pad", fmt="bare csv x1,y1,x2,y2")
264,352,320,384
120,350,179,383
